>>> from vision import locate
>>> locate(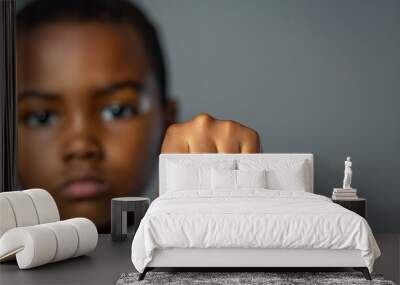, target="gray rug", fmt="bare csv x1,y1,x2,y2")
117,272,396,285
